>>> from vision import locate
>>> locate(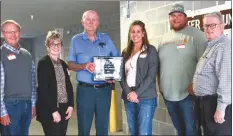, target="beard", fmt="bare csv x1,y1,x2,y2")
170,22,187,31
